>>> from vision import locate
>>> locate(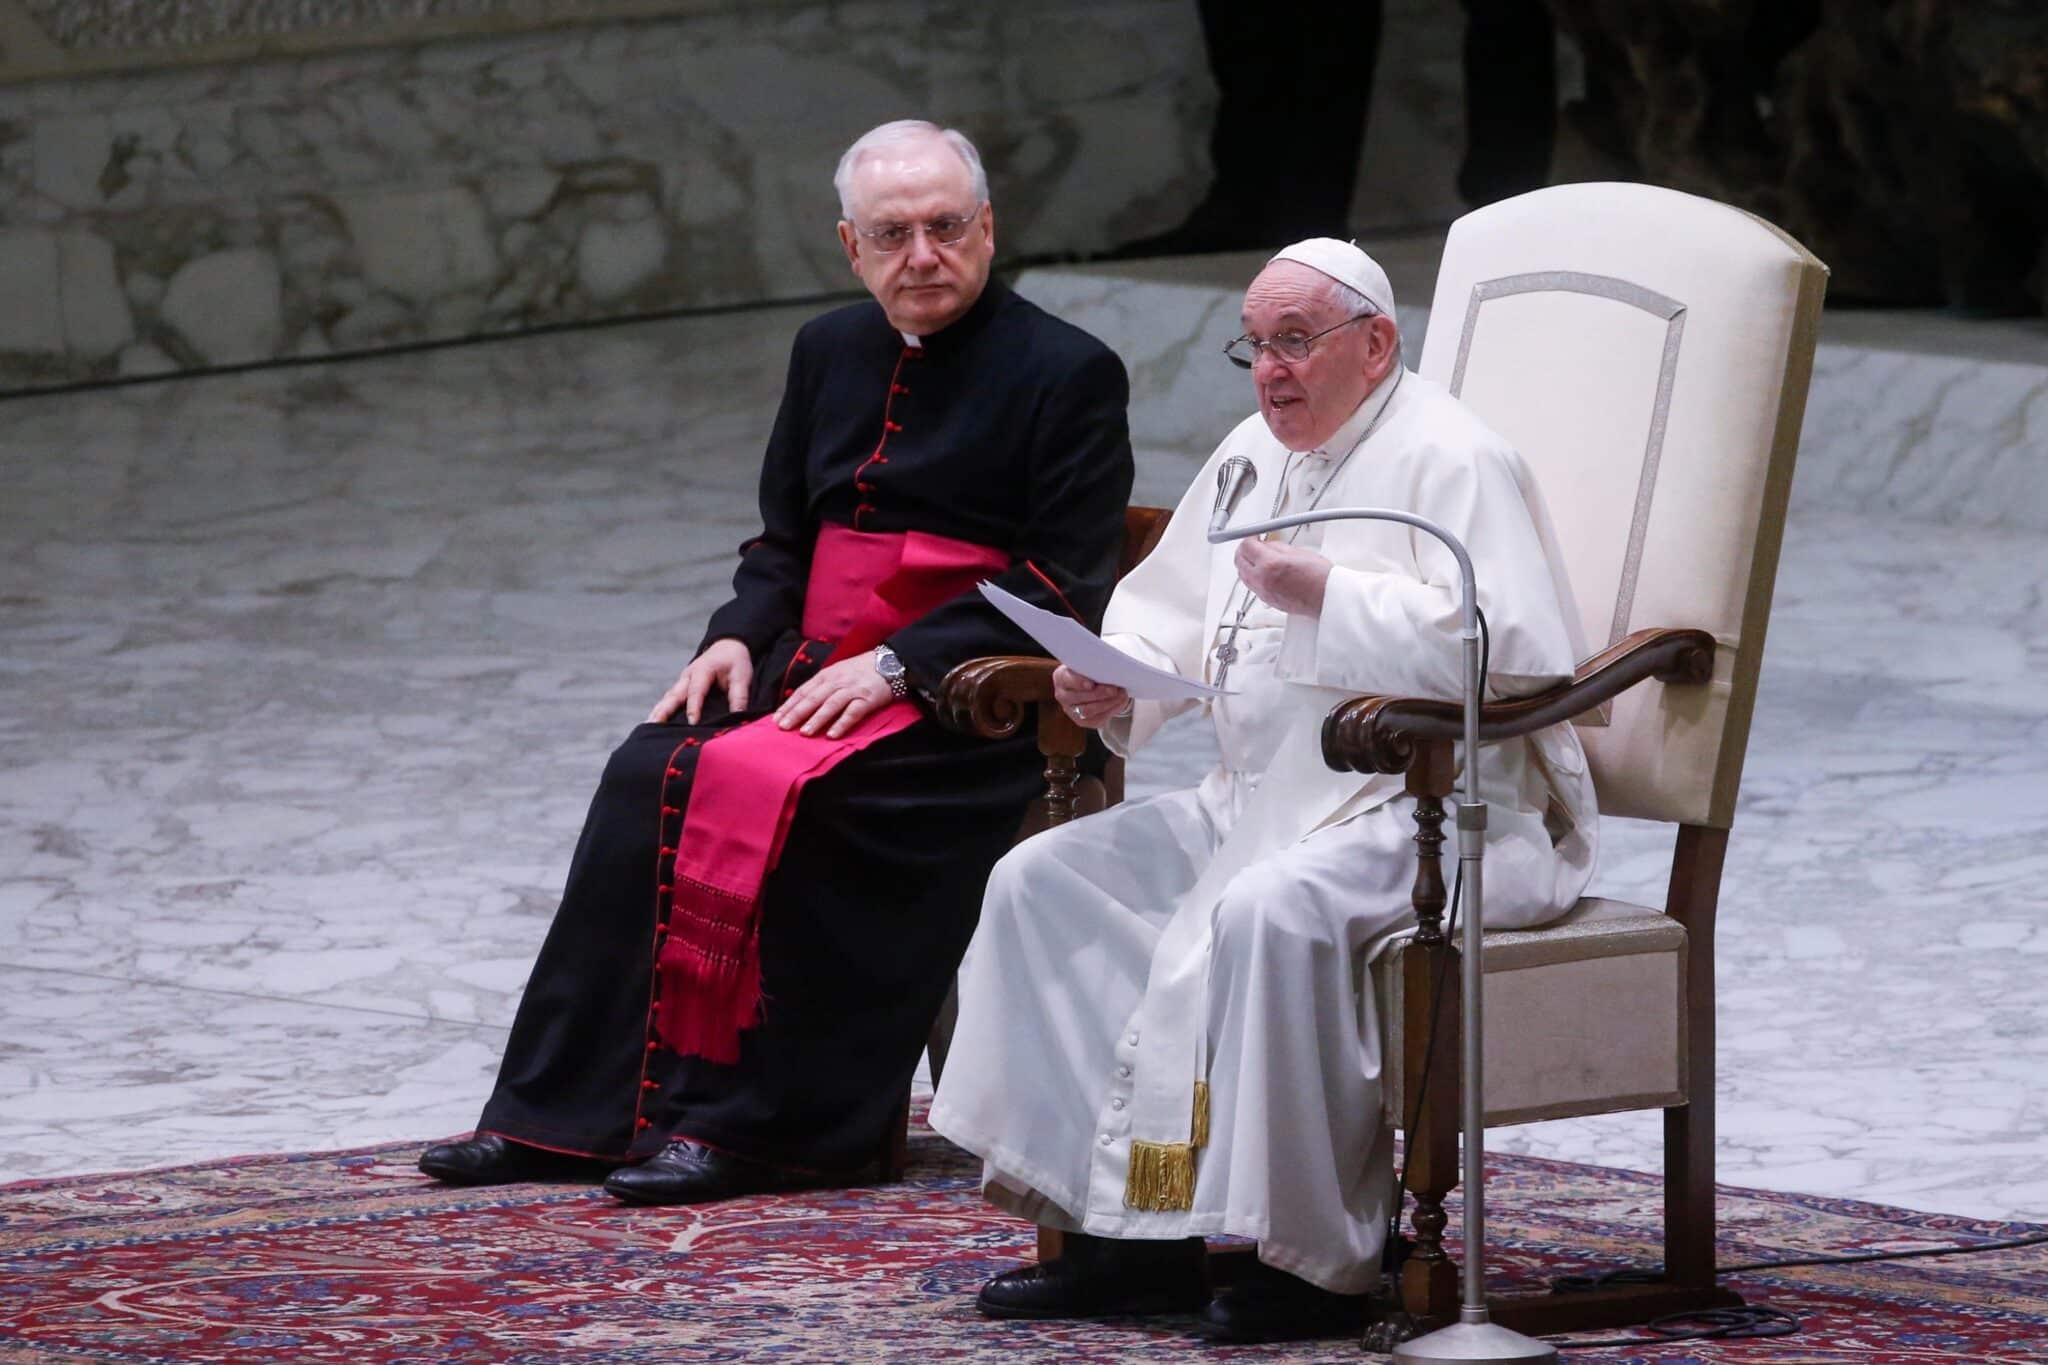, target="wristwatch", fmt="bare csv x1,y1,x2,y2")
872,645,910,700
